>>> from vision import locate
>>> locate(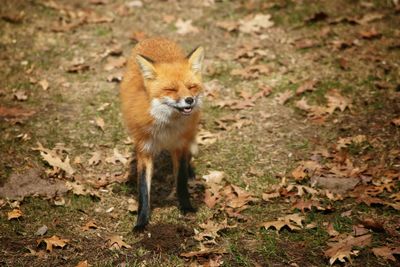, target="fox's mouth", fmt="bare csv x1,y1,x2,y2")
175,106,193,115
